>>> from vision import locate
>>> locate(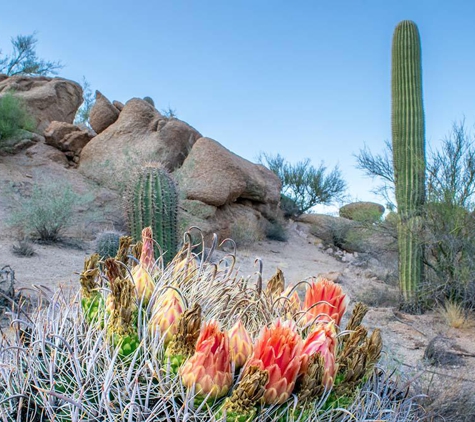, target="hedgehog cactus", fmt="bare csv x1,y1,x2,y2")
126,165,178,266
391,20,426,306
